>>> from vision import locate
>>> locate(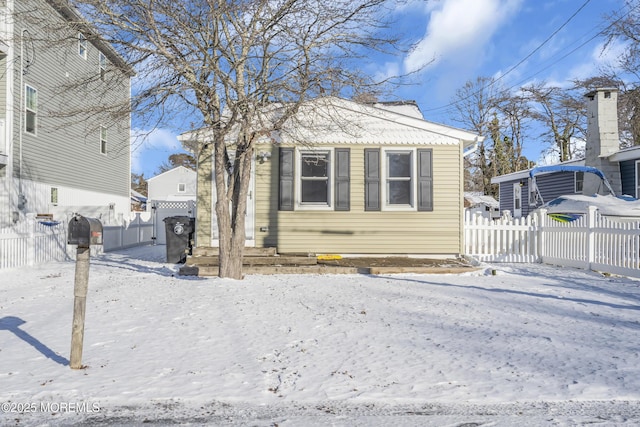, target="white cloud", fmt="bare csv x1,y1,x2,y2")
130,128,181,176
404,0,523,73
567,40,628,82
